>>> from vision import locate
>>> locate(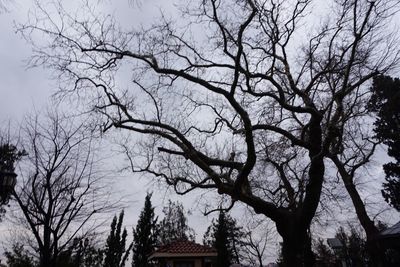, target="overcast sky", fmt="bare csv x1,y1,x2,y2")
0,0,222,259
0,2,272,261
1,0,399,264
